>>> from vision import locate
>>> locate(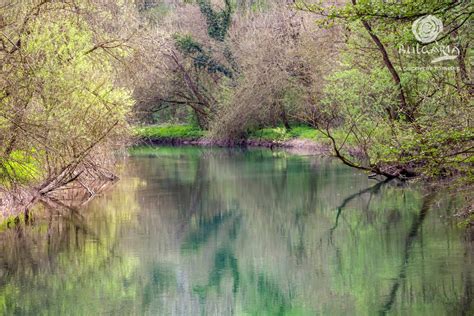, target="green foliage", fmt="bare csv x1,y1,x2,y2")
320,60,473,178
198,0,232,41
297,0,469,27
247,125,358,146
175,34,233,77
0,3,133,187
379,124,474,177
174,34,204,55
134,124,205,140
250,127,289,141
287,126,319,140
297,0,473,179
0,150,40,185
